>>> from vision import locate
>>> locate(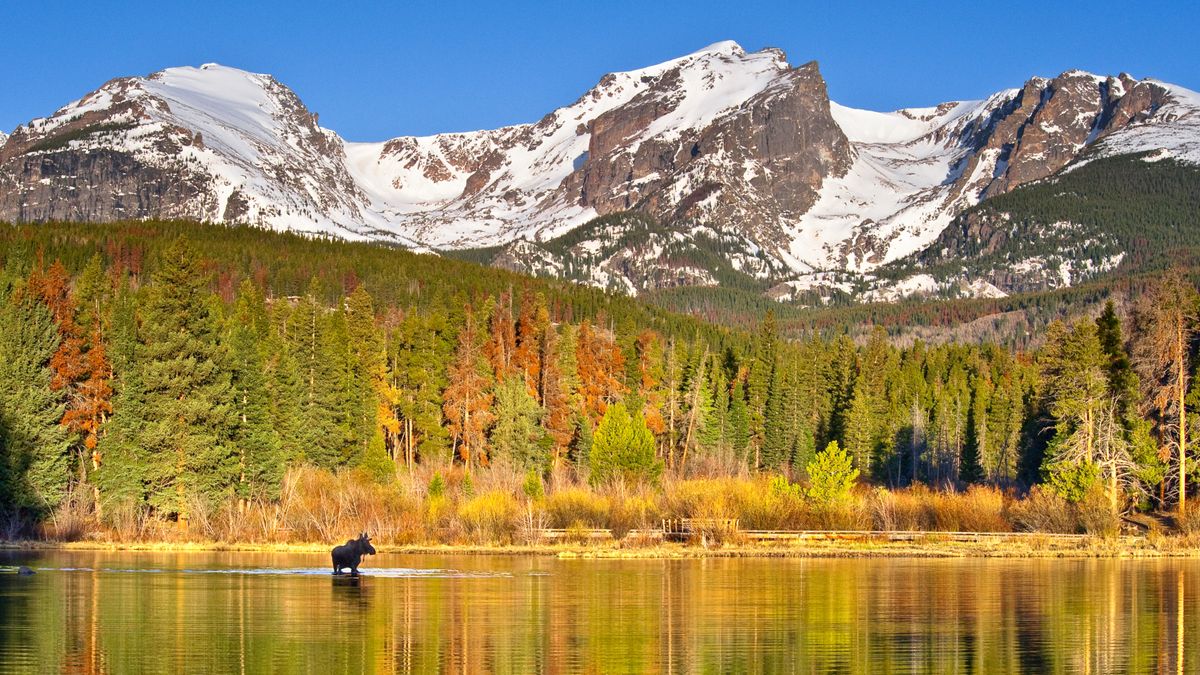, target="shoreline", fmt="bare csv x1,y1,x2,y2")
5,535,1200,559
